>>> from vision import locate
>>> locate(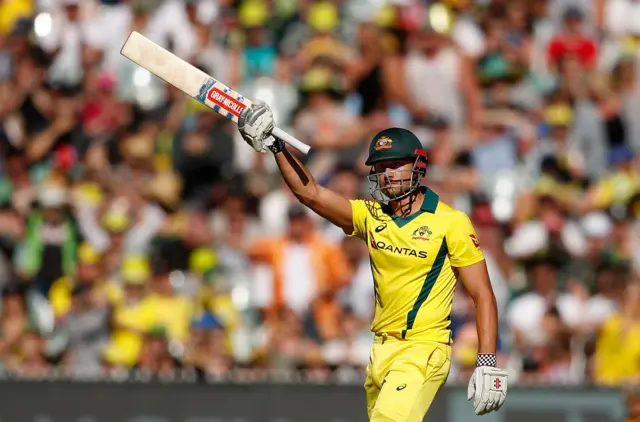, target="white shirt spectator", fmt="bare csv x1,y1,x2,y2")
451,17,486,59
405,47,464,130
321,332,372,368
342,259,375,321
98,0,201,77
259,188,295,236
507,292,584,346
38,2,107,85
556,293,618,328
485,252,510,318
603,0,640,38
75,204,165,255
504,220,588,259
